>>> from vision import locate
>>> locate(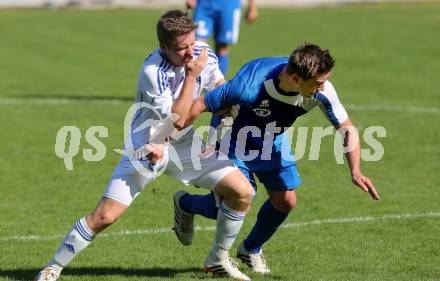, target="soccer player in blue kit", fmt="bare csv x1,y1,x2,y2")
173,43,381,274
185,0,257,75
